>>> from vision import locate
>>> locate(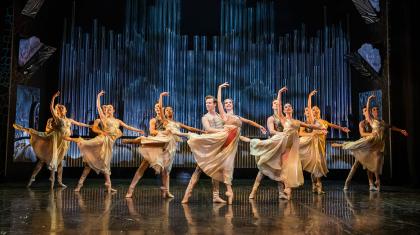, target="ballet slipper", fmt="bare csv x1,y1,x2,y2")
125,186,135,198
225,191,234,205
